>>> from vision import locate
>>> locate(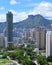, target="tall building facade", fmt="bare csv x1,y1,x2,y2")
46,31,52,57
38,29,46,49
24,28,46,49
6,11,13,46
0,35,5,47
30,29,46,49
